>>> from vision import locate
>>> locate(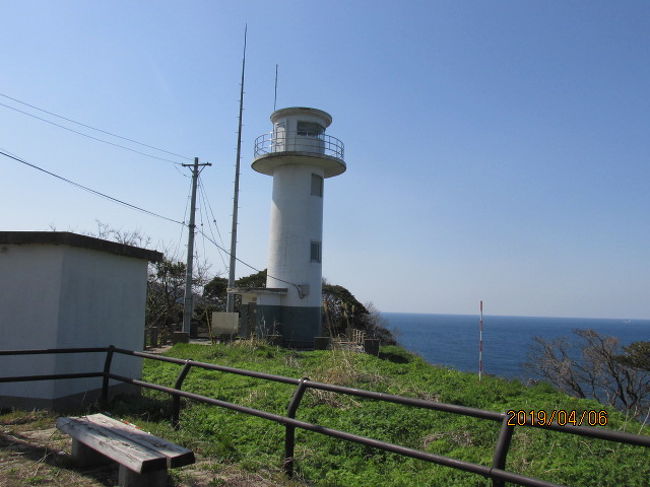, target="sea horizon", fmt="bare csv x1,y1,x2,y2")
380,312,649,379
381,310,650,322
